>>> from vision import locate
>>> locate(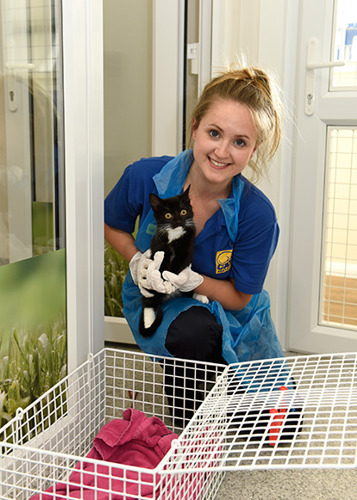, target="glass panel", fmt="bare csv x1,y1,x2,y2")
103,0,152,318
320,127,357,329
184,0,199,148
330,0,357,90
0,0,65,264
0,0,66,428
